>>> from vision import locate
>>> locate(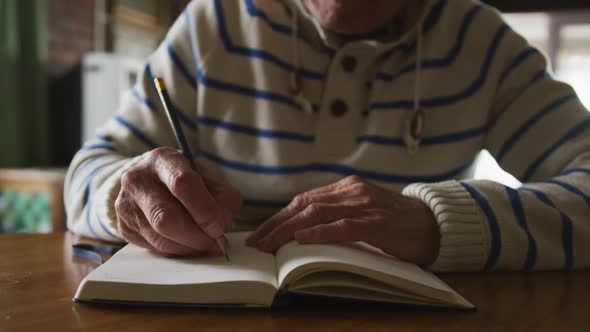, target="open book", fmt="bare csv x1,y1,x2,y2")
74,232,474,309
